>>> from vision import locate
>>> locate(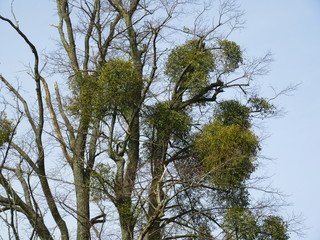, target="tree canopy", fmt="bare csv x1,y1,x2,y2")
0,1,292,239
